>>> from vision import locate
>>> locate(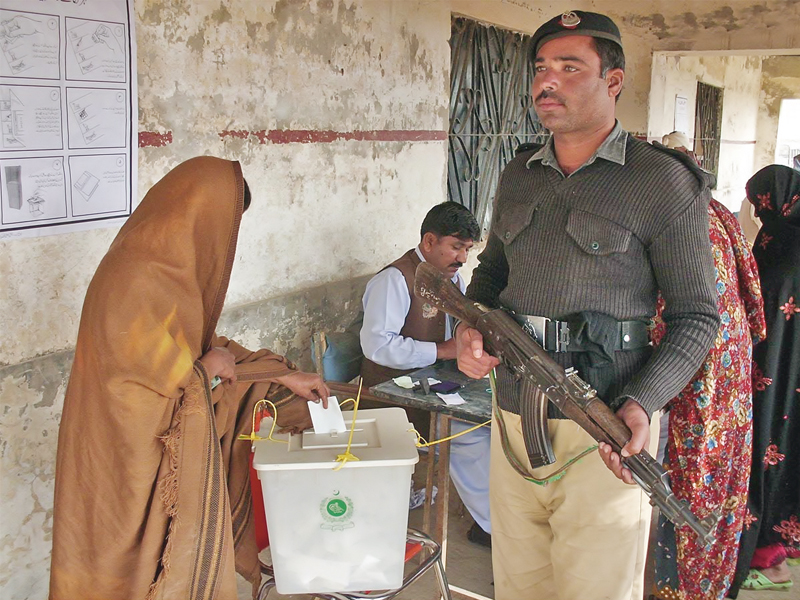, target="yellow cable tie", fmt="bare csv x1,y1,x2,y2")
412,419,492,448
237,398,288,444
334,378,363,470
